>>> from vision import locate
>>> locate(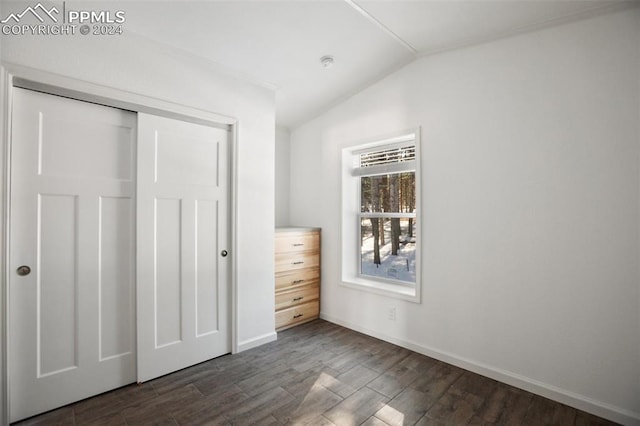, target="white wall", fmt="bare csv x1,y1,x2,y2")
290,8,640,425
275,126,291,226
0,32,276,349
